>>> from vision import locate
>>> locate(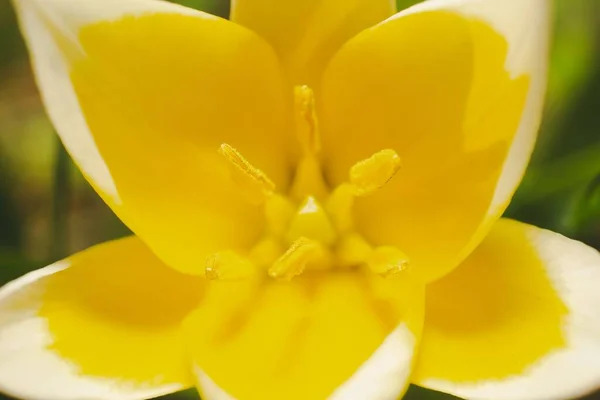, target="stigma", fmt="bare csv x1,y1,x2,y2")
208,85,410,282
